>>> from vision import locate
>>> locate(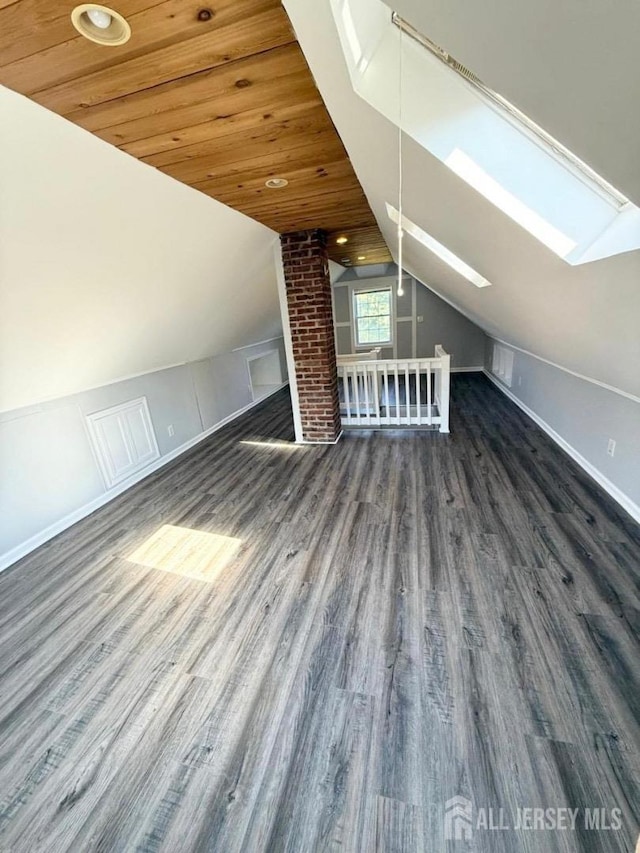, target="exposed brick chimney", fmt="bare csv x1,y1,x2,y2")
280,229,341,443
